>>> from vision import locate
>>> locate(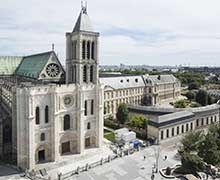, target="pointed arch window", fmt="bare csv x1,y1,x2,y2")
91,42,95,60
87,122,91,130
90,65,94,82
91,100,94,115
87,41,90,59
83,65,87,82
73,40,77,59
82,40,86,59
84,100,88,116
45,106,49,123
36,107,40,125
64,114,70,131
72,65,76,83
40,133,45,141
